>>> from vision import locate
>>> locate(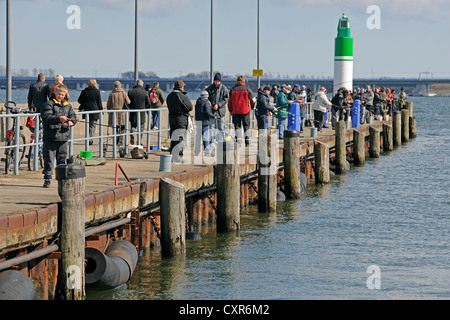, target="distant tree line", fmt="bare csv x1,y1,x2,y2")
0,66,55,78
